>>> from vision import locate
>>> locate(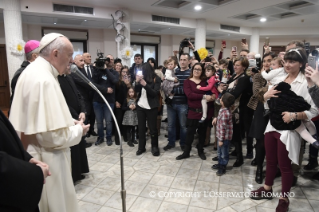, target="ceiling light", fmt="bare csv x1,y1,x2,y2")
54,22,56,24
168,28,171,29
84,20,87,22
260,18,267,22
194,5,202,10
